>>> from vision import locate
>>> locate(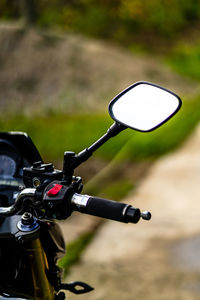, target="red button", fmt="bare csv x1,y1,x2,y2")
47,184,63,197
